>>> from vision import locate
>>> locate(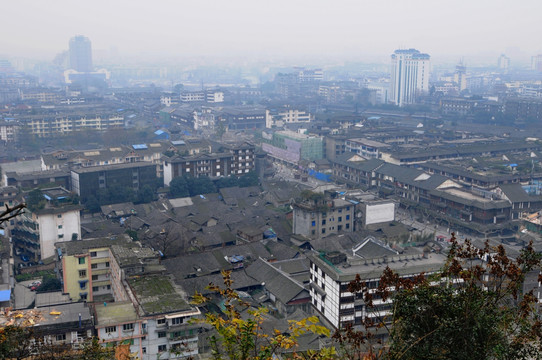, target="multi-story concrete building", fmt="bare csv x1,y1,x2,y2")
57,236,159,302
12,187,81,260
308,238,446,328
390,49,430,106
71,162,158,201
41,143,171,175
69,35,93,73
0,121,17,142
180,90,224,103
454,61,467,92
265,108,312,128
345,138,391,159
497,54,510,71
217,107,266,130
293,192,356,240
163,142,255,185
19,112,123,137
57,236,203,359
532,54,542,72
262,130,324,165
